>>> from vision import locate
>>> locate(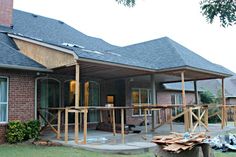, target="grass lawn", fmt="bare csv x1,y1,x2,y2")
0,144,155,157
1,144,236,157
